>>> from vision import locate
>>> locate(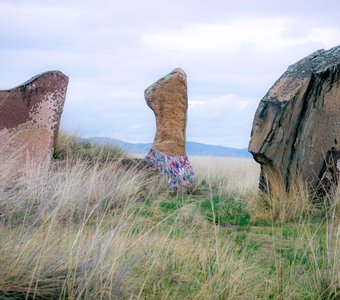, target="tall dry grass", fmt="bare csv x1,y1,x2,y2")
0,138,264,299
0,135,165,298
1,134,340,299
54,132,127,161
0,161,264,298
190,156,259,195
255,173,313,224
